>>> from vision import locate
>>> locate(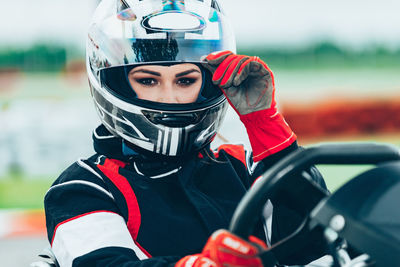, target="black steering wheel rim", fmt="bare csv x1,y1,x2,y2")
229,142,400,240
